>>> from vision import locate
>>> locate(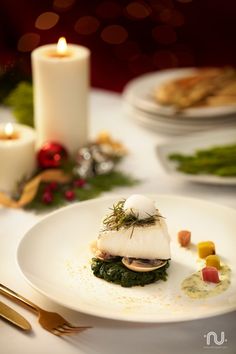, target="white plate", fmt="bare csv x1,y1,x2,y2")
123,68,236,118
17,196,236,323
125,105,236,135
157,128,236,185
